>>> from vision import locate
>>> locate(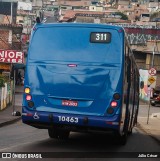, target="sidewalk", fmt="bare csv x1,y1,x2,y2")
137,104,160,143
138,116,160,143
0,85,23,127
0,89,160,143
